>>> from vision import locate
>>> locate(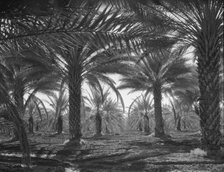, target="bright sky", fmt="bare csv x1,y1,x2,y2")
82,74,171,114
82,74,142,112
